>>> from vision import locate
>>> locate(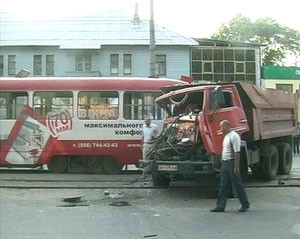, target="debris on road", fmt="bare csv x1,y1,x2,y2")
109,201,131,207
144,235,158,238
62,196,85,203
